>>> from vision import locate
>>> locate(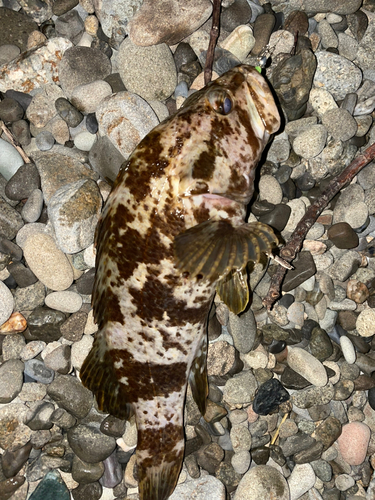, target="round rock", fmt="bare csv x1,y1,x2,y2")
234,464,289,500
258,175,283,204
288,463,316,500
68,424,116,463
356,309,375,337
71,80,112,114
47,374,93,419
118,37,177,101
293,125,327,159
321,108,358,141
23,233,74,291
